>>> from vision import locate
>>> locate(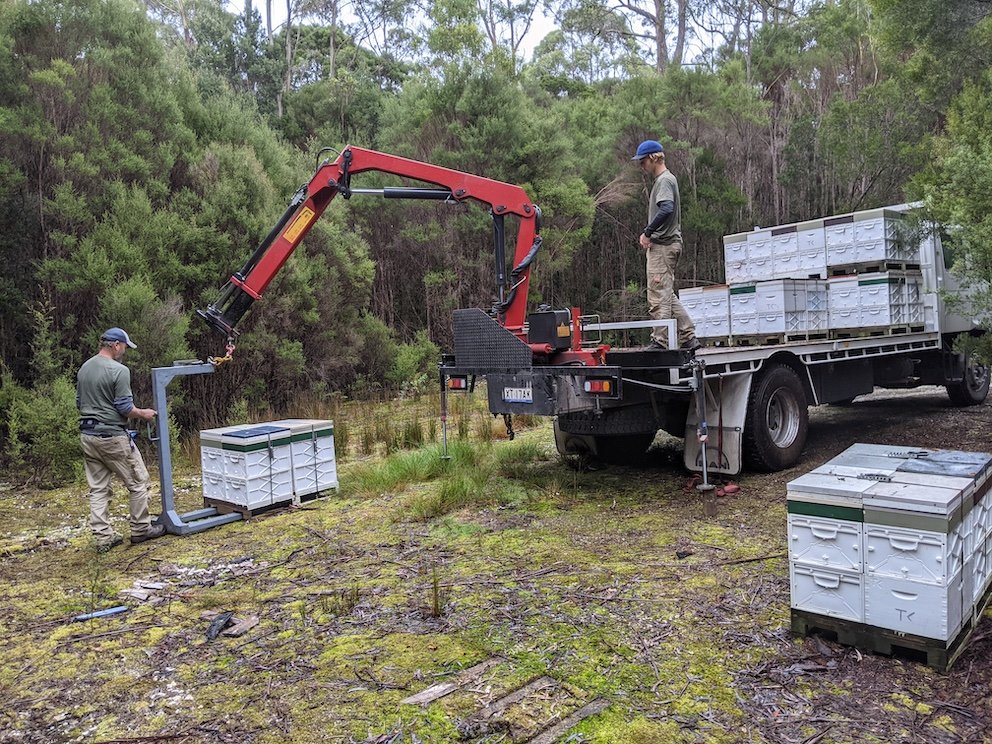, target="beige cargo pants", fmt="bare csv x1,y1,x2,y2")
646,240,696,347
80,434,152,546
